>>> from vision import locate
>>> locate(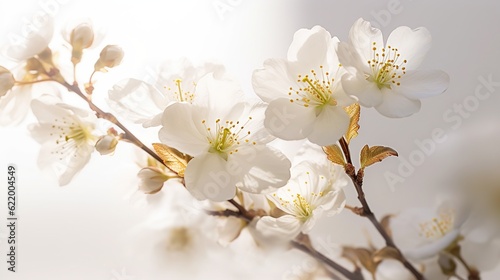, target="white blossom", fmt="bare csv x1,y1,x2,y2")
108,58,225,127
338,18,449,117
391,197,468,260
29,95,97,186
253,26,354,146
256,143,346,240
159,74,291,201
